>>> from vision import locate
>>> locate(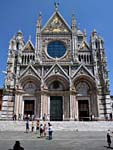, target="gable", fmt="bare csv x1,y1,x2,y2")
44,64,69,80
19,65,41,80
79,41,90,52
72,64,95,80
42,12,71,34
23,40,35,52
